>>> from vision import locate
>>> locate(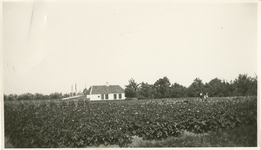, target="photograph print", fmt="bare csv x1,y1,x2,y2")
2,0,258,148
